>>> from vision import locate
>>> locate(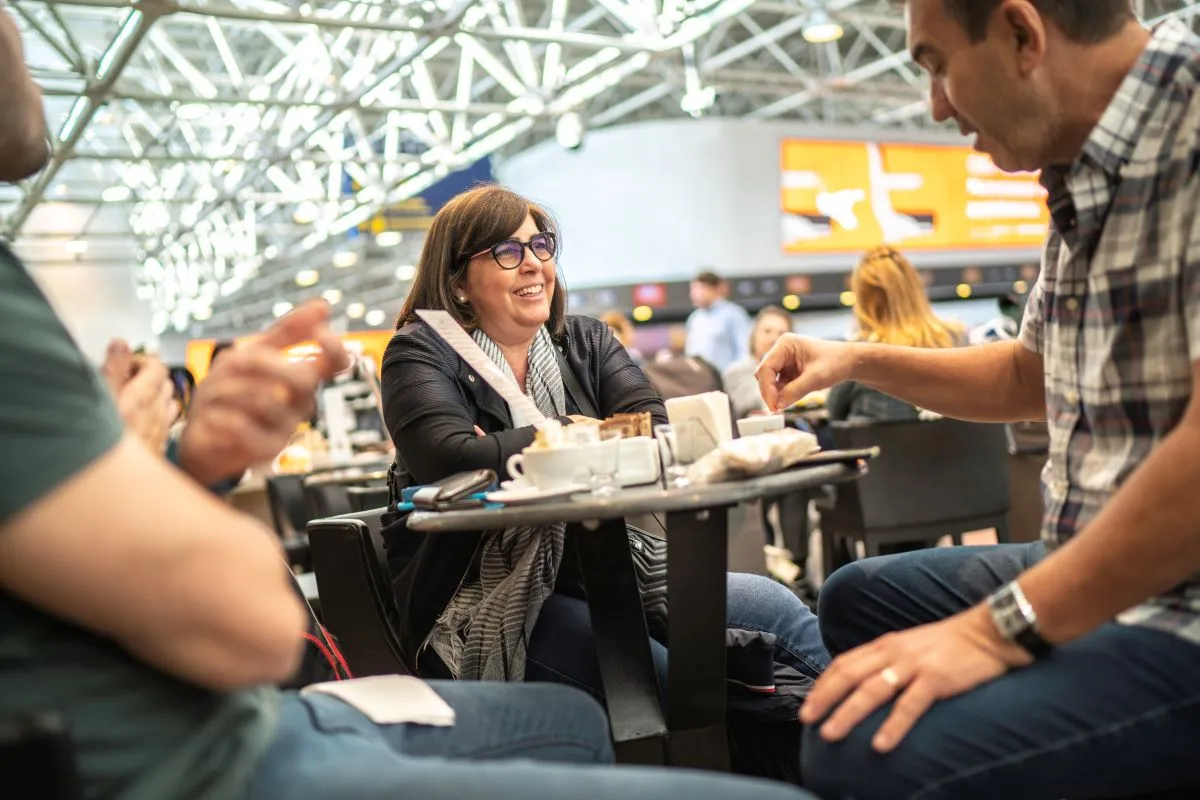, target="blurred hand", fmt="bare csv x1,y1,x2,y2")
176,300,350,486
755,334,858,411
101,341,177,454
566,415,600,425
